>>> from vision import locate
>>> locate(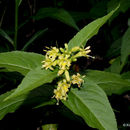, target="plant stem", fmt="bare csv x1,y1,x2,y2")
14,0,18,50
0,7,6,28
